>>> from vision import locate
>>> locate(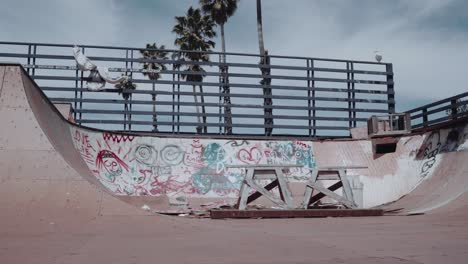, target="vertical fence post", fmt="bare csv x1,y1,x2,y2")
74,58,79,122
450,99,458,120
129,49,134,131
78,47,85,126
350,62,356,127
222,54,232,135
177,58,181,134
124,49,129,131
218,53,223,135
172,53,176,134
26,45,32,75
347,62,352,129
422,108,428,127
307,59,312,137
386,63,395,114
311,59,316,137
31,45,37,77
